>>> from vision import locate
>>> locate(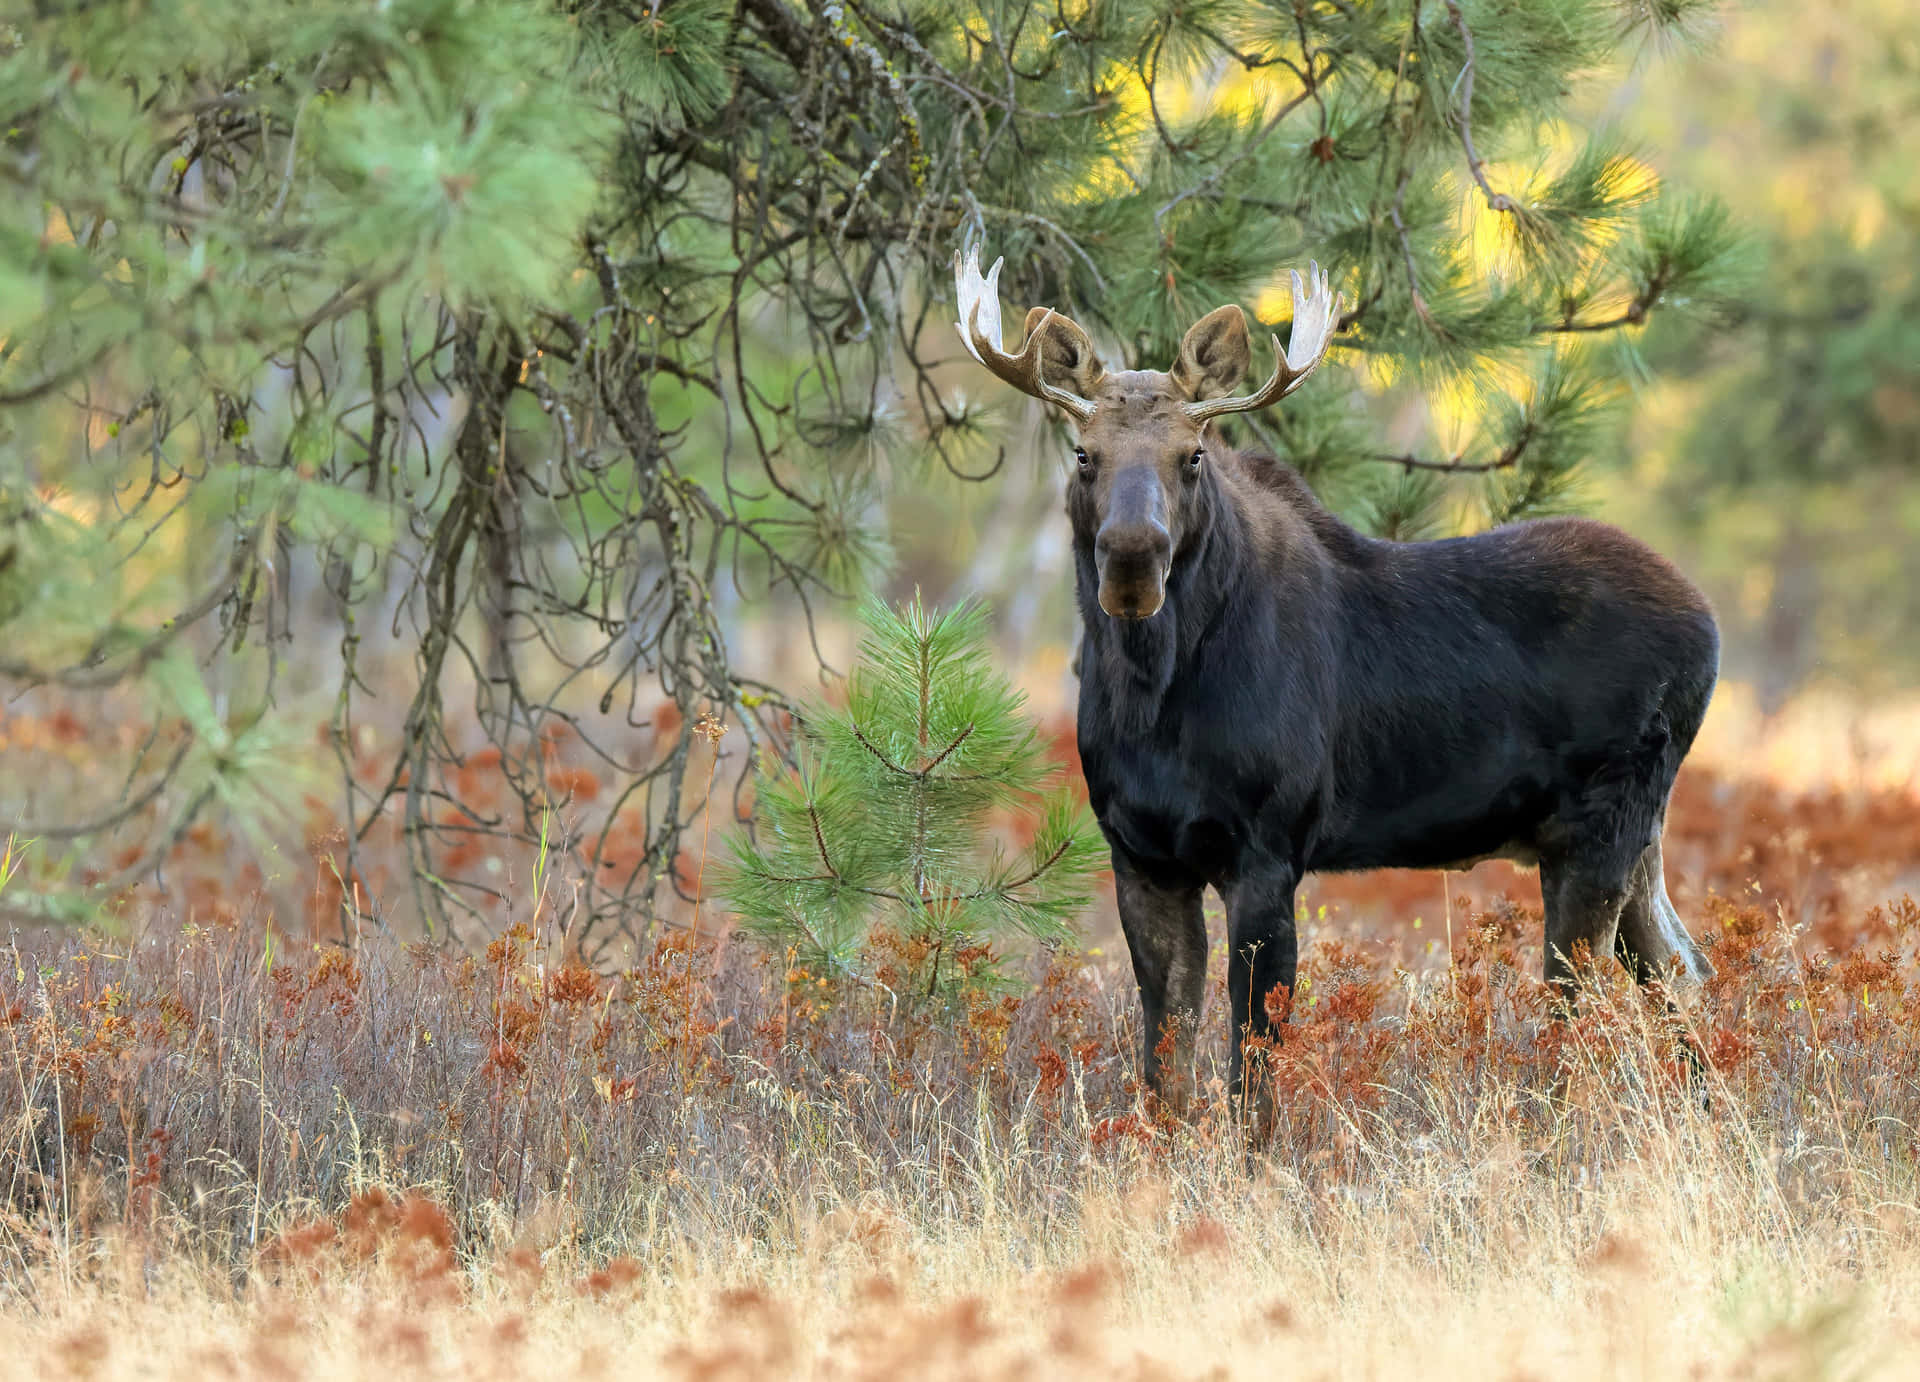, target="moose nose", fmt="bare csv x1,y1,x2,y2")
1094,520,1172,620
1094,522,1172,571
